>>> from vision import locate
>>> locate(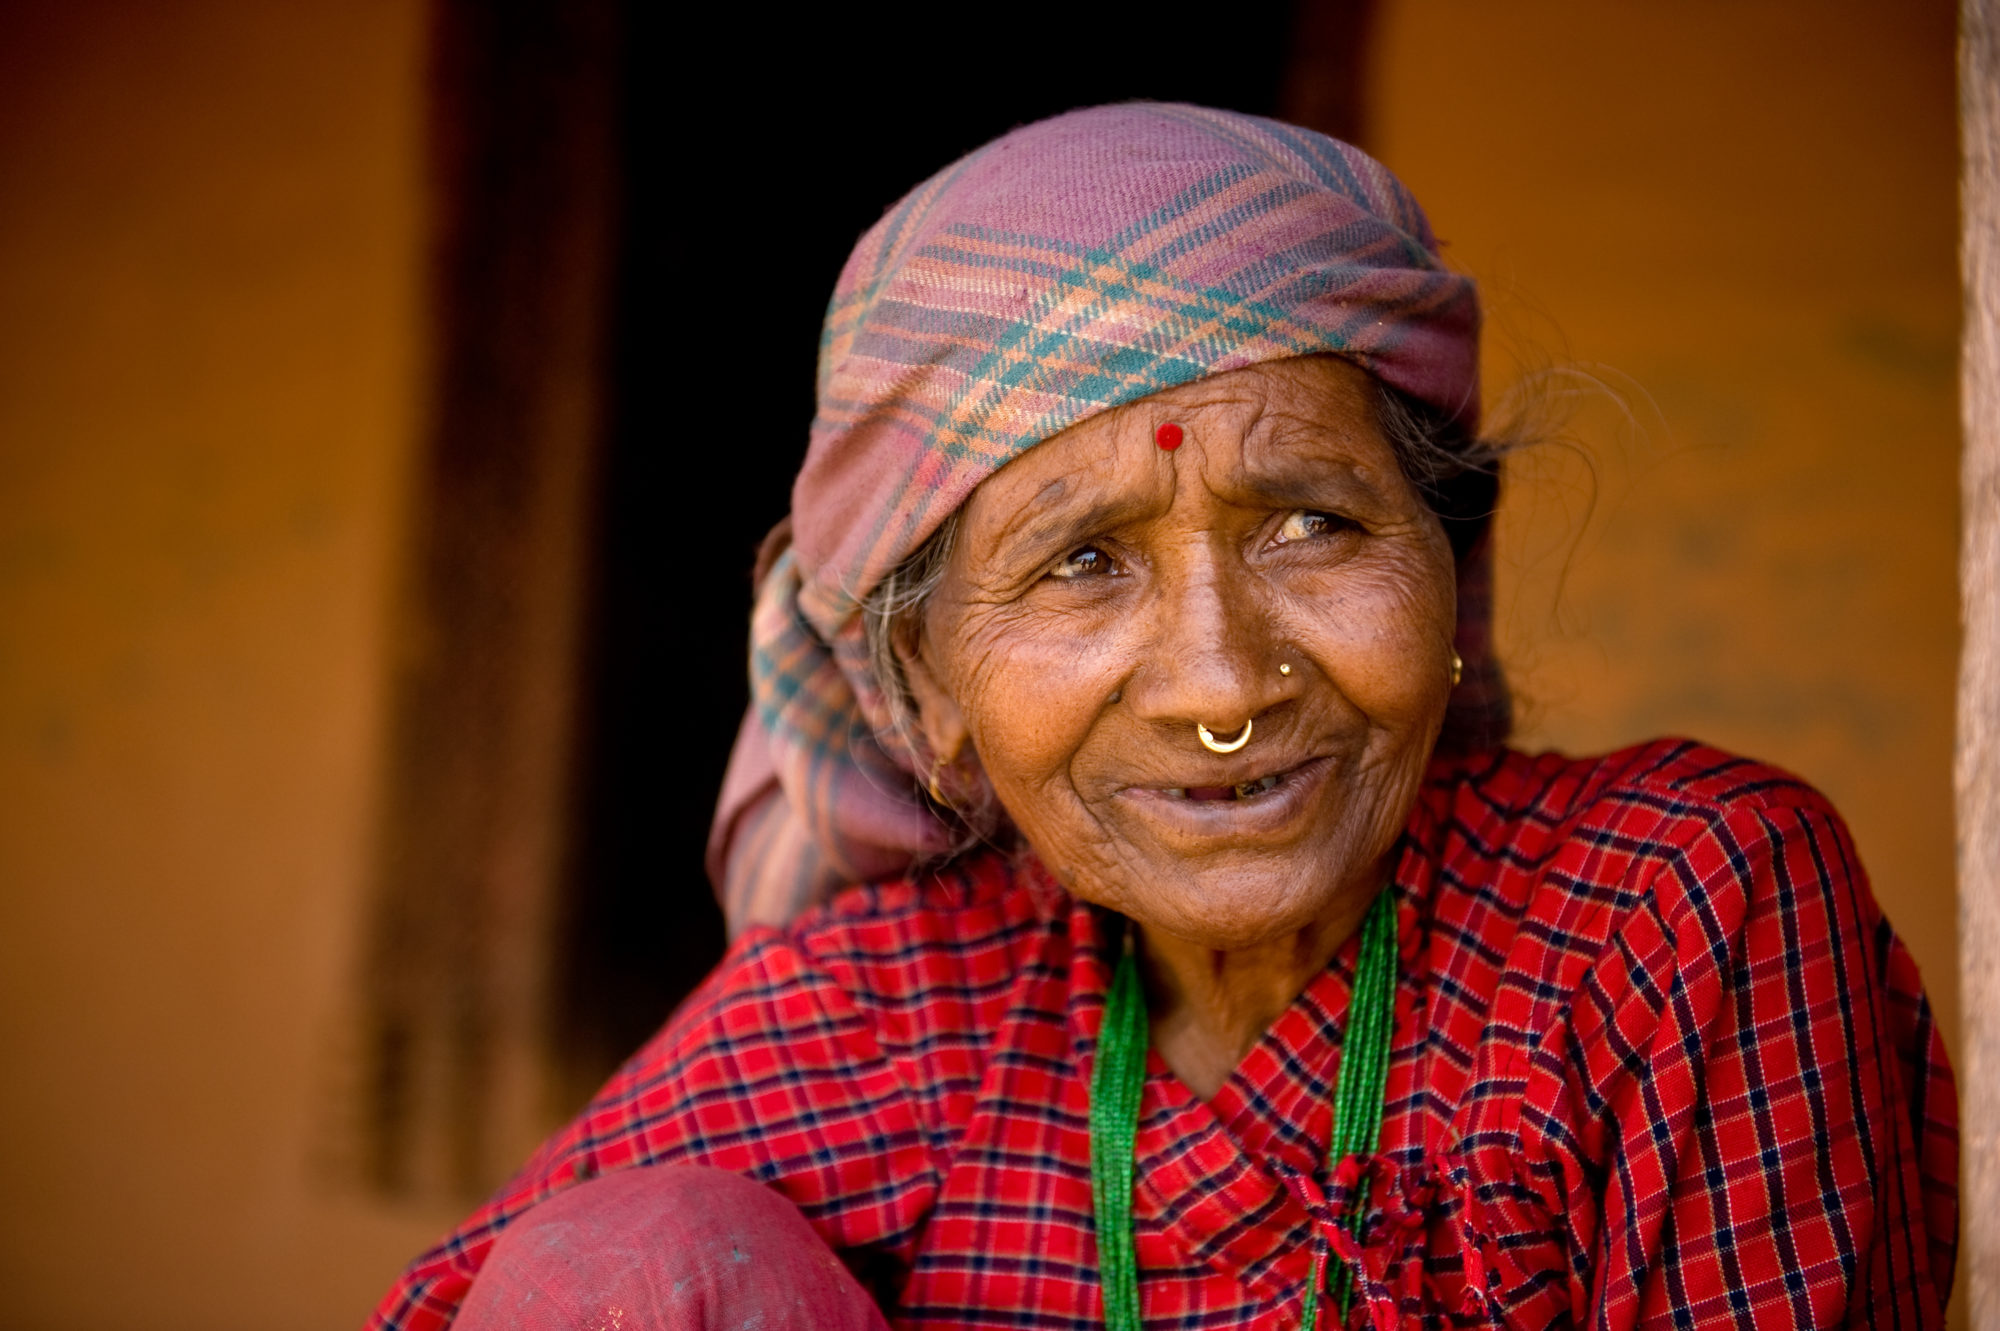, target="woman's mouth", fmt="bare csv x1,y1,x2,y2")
1161,773,1284,802
1114,755,1333,849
